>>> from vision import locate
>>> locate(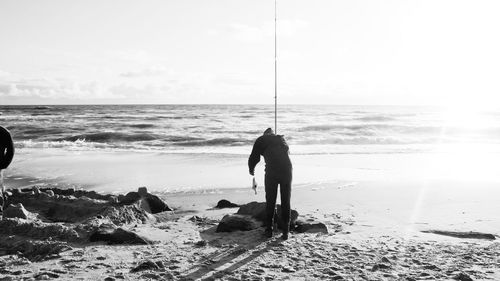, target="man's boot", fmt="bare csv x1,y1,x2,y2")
282,222,290,240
